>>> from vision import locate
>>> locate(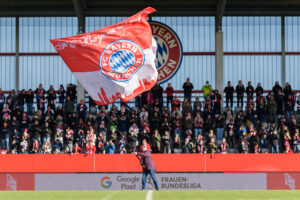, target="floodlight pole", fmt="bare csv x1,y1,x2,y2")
215,0,226,112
